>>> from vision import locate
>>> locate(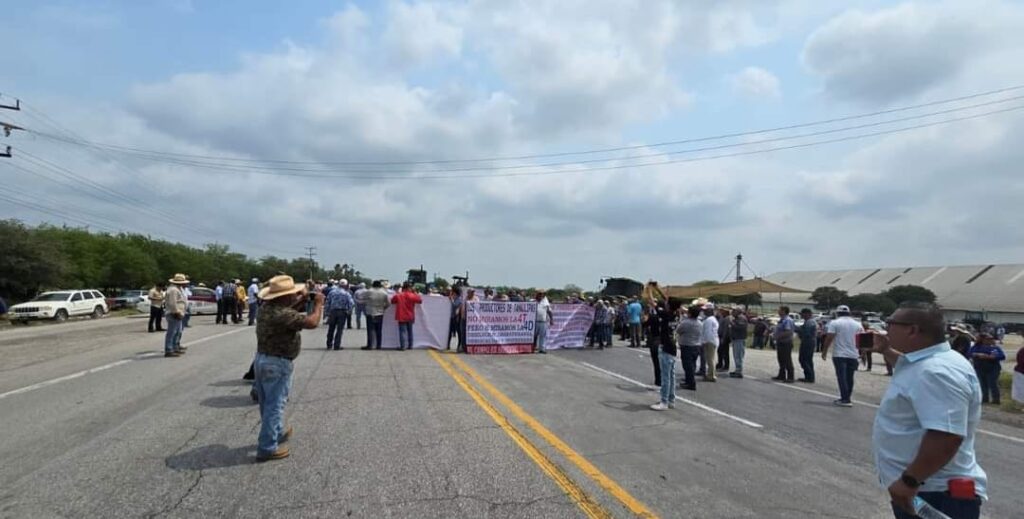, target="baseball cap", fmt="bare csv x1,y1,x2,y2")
703,303,715,310
836,305,851,313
